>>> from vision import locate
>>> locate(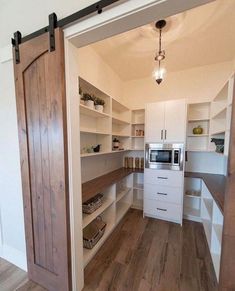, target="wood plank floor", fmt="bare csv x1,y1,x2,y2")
1,209,217,291
83,209,218,291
